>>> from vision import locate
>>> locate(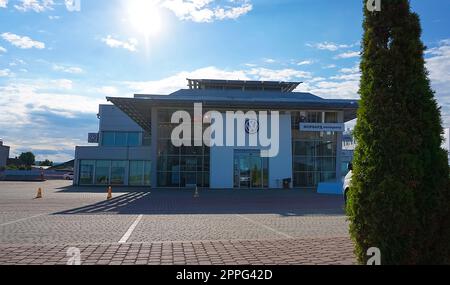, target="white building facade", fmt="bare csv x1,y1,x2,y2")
74,79,358,191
